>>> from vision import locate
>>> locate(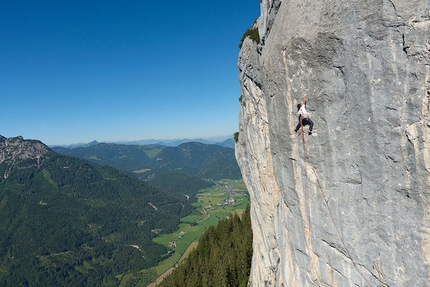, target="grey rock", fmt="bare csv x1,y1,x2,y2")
0,135,50,178
236,0,430,286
